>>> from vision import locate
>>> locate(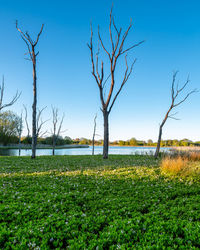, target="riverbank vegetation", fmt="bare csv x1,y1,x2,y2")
0,155,199,248
1,131,200,148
